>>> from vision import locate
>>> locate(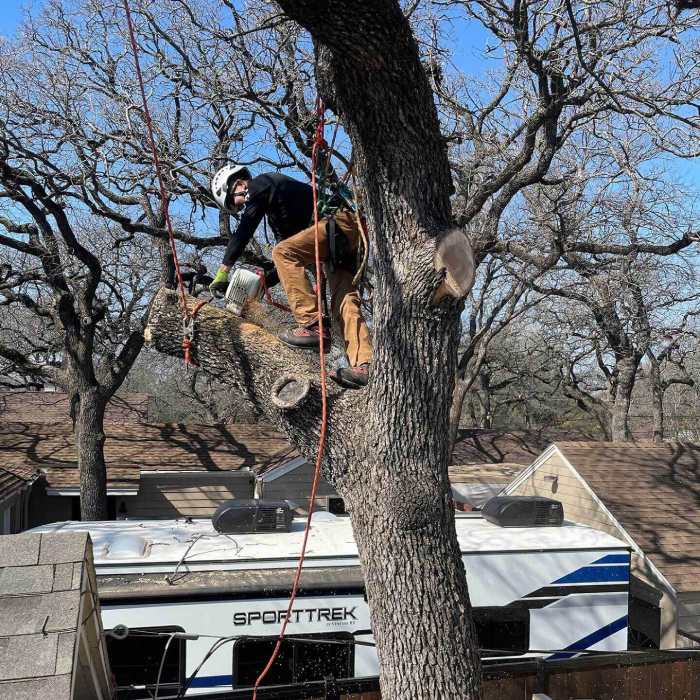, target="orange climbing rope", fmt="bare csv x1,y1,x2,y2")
251,98,330,698
122,0,202,366
121,3,331,689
